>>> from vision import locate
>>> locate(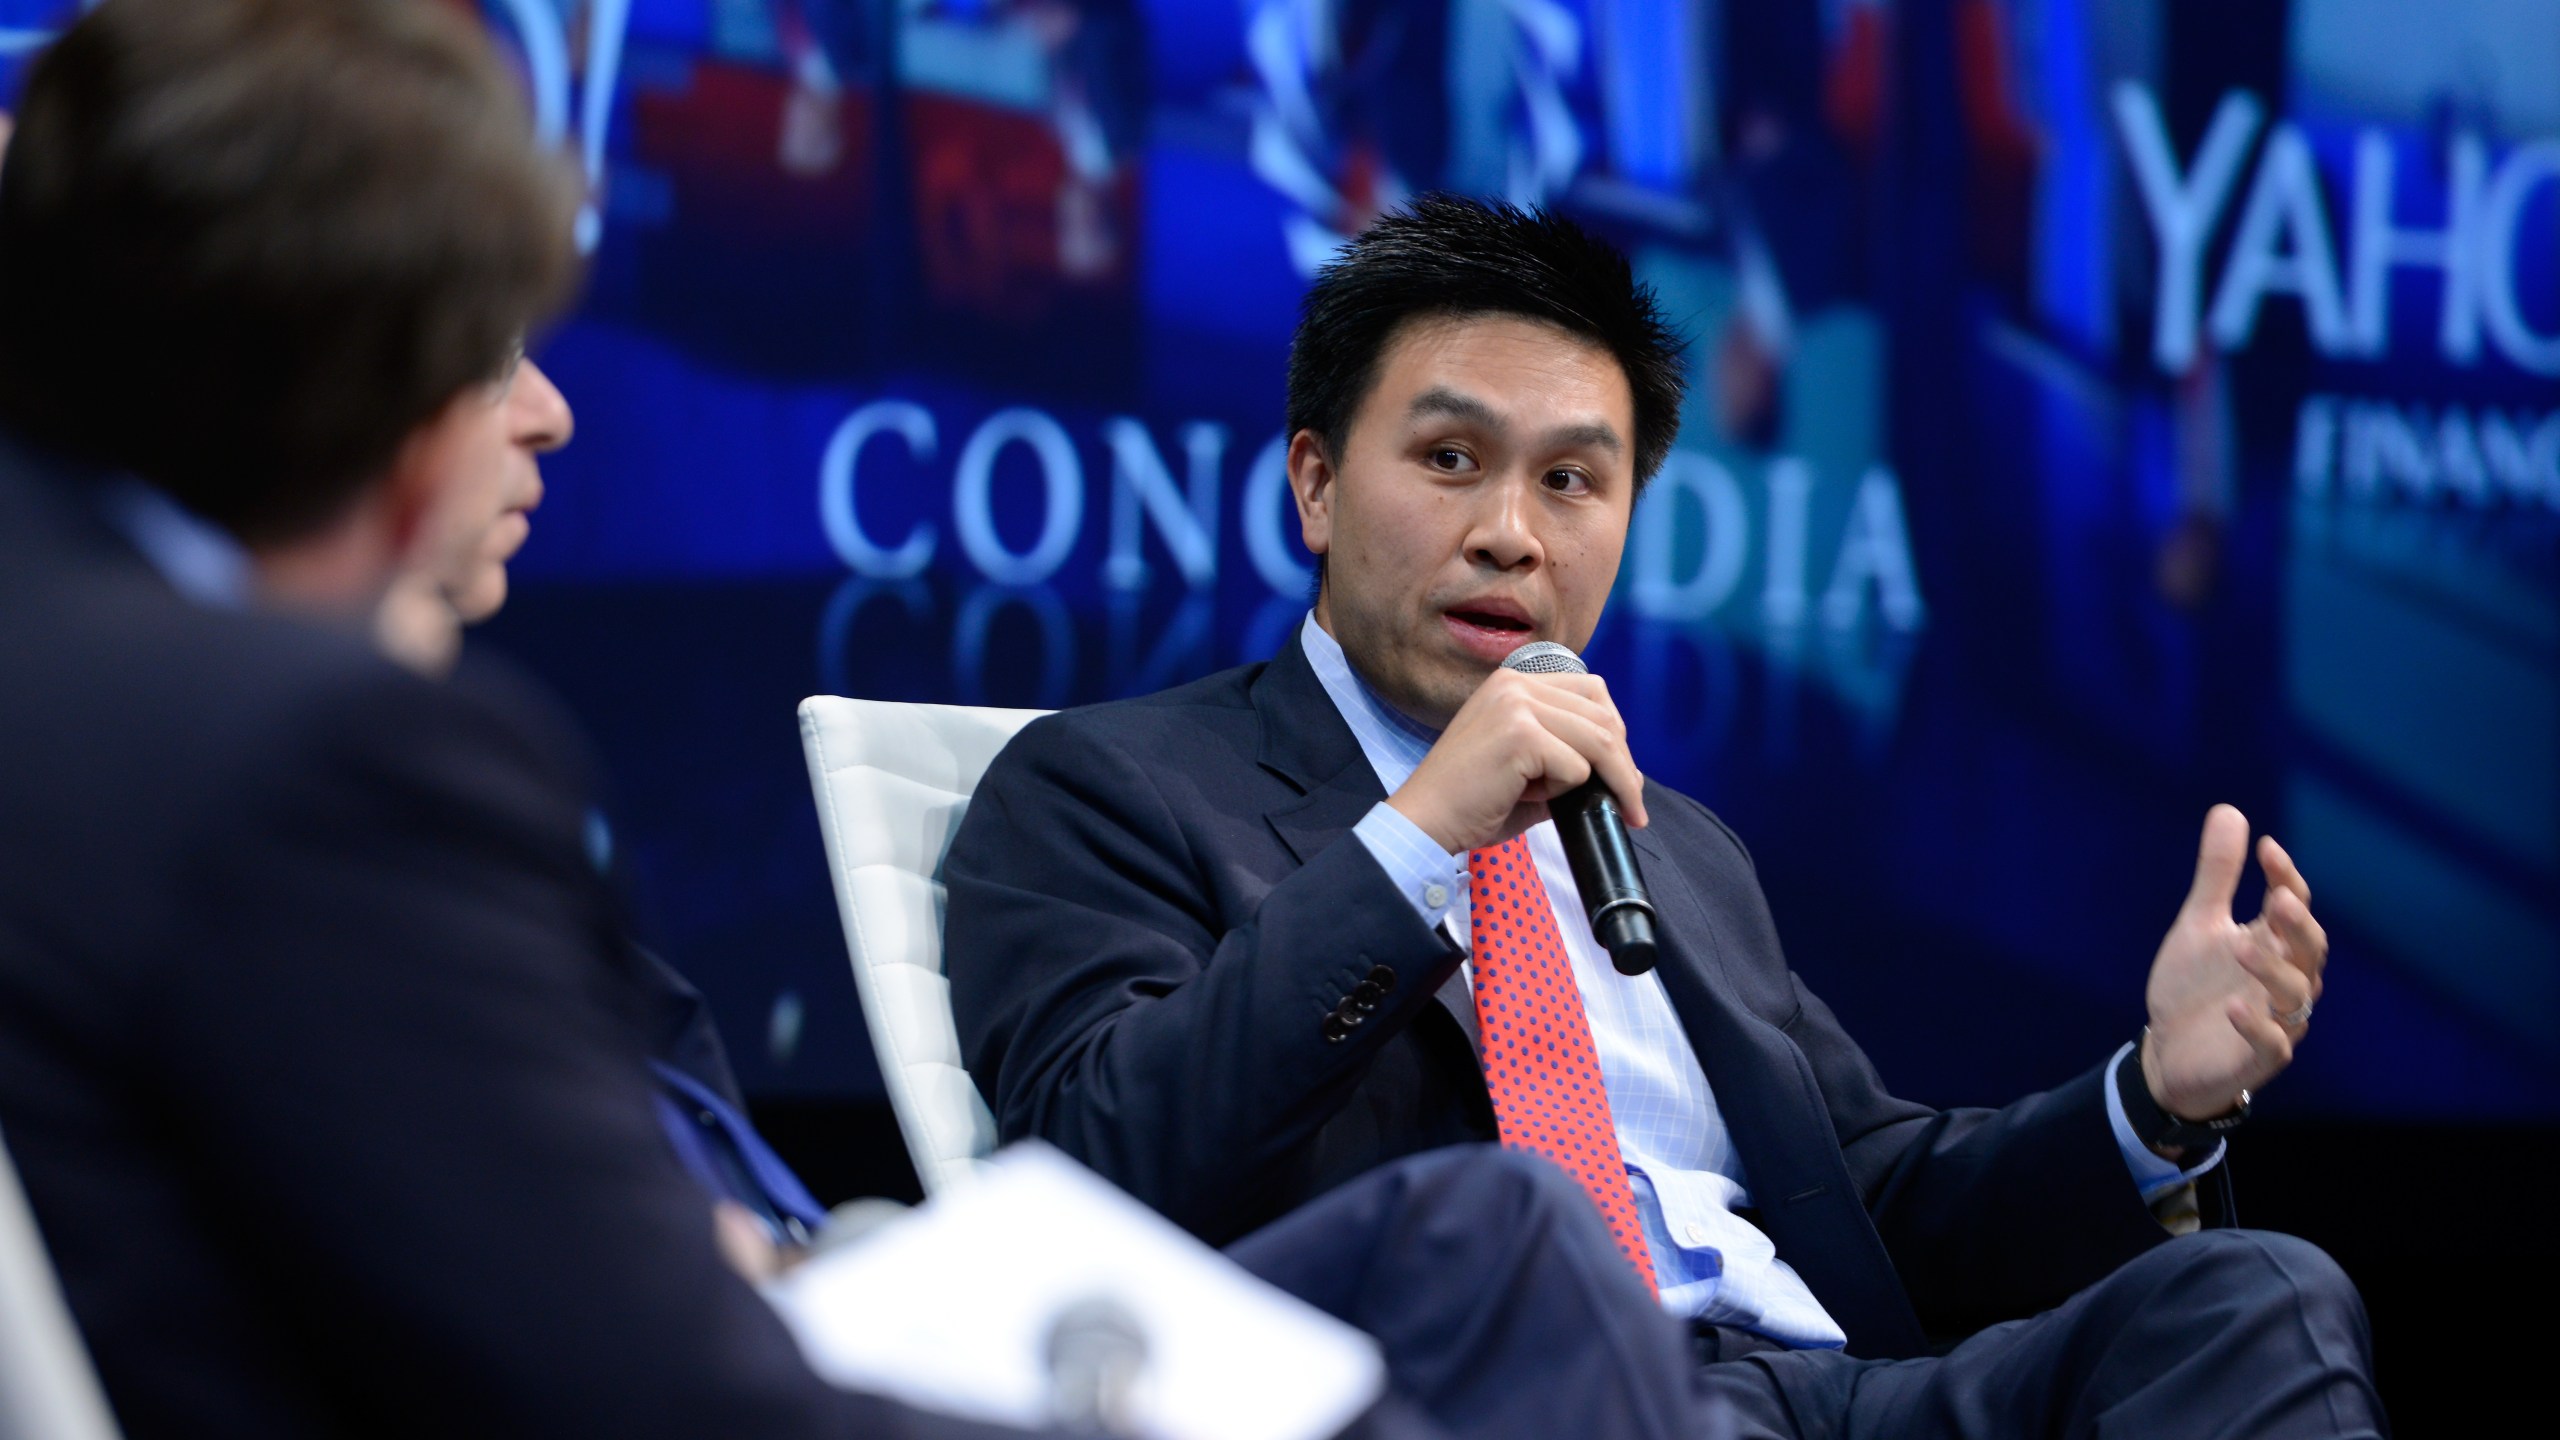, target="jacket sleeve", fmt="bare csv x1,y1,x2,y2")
1783,975,2188,1333
153,665,1035,1440
1667,793,2186,1335
944,713,1465,1242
